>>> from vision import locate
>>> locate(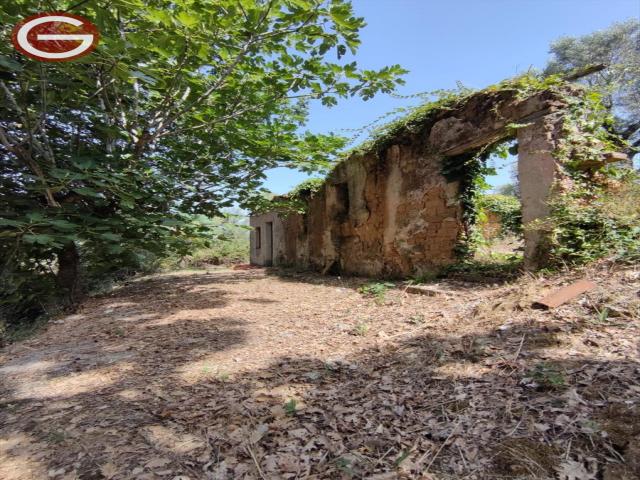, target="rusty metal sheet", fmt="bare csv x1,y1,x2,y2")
532,280,597,309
